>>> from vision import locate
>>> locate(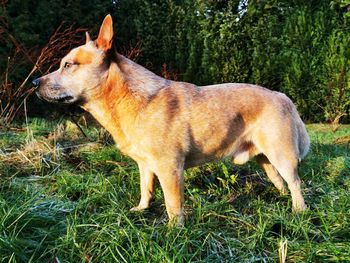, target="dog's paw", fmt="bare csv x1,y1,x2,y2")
279,187,288,196
292,202,307,213
130,205,148,212
167,214,185,228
